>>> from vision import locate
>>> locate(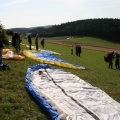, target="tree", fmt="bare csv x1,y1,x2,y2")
6,29,13,36
0,22,9,45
